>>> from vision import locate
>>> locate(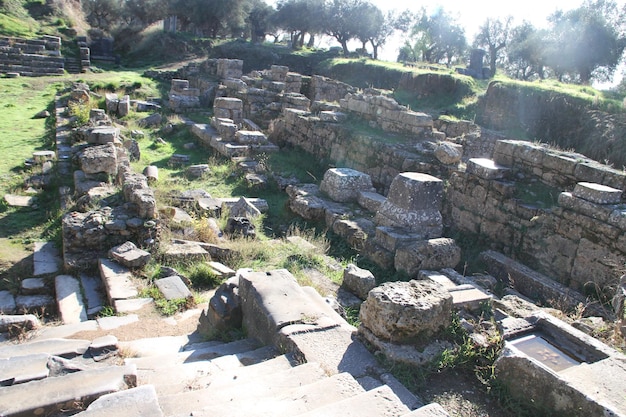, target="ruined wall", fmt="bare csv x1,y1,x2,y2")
0,36,64,76
476,80,626,169
271,108,446,194
444,142,626,295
